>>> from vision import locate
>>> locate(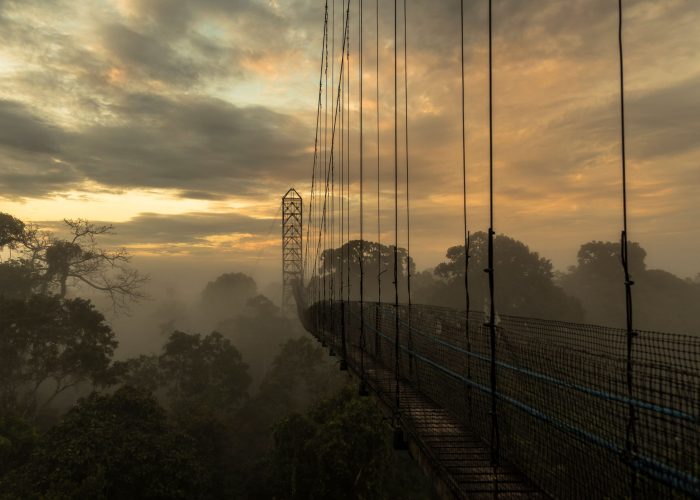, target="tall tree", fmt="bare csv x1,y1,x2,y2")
318,240,414,302
0,295,118,418
1,387,209,499
0,213,148,310
561,240,700,332
428,232,584,321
